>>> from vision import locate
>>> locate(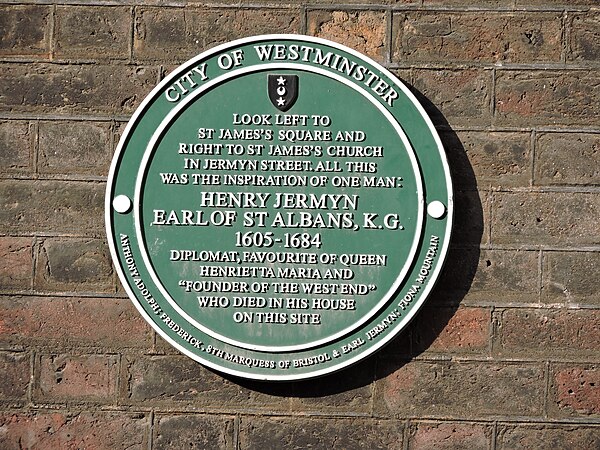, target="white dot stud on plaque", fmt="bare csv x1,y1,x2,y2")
112,195,132,214
427,200,446,219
